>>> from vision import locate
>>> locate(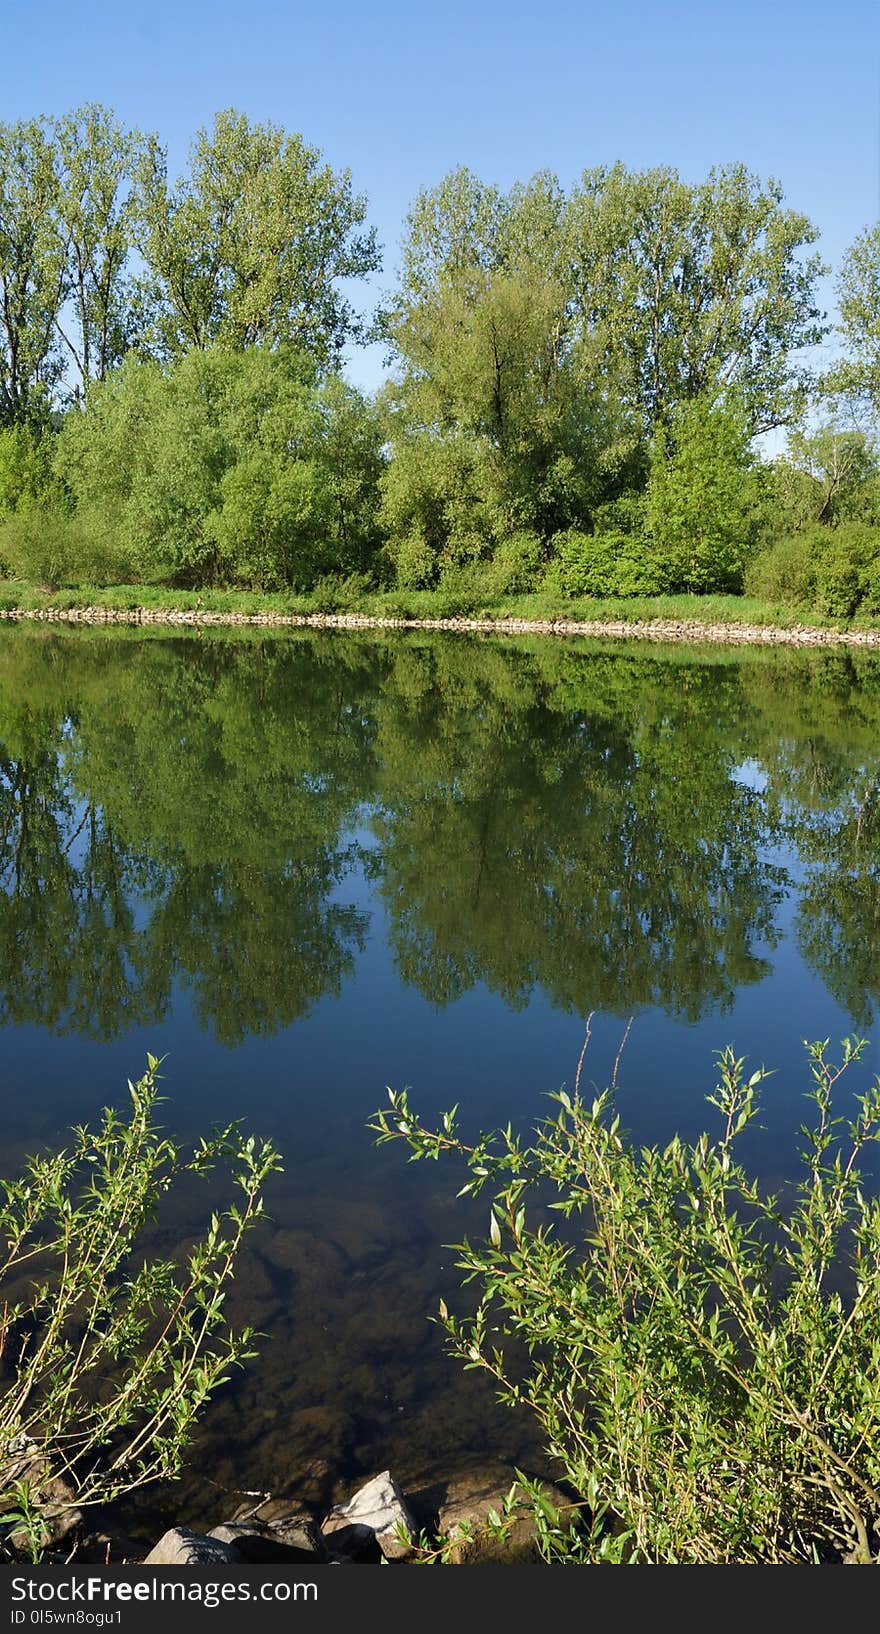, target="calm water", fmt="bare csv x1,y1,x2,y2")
2,624,879,1521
